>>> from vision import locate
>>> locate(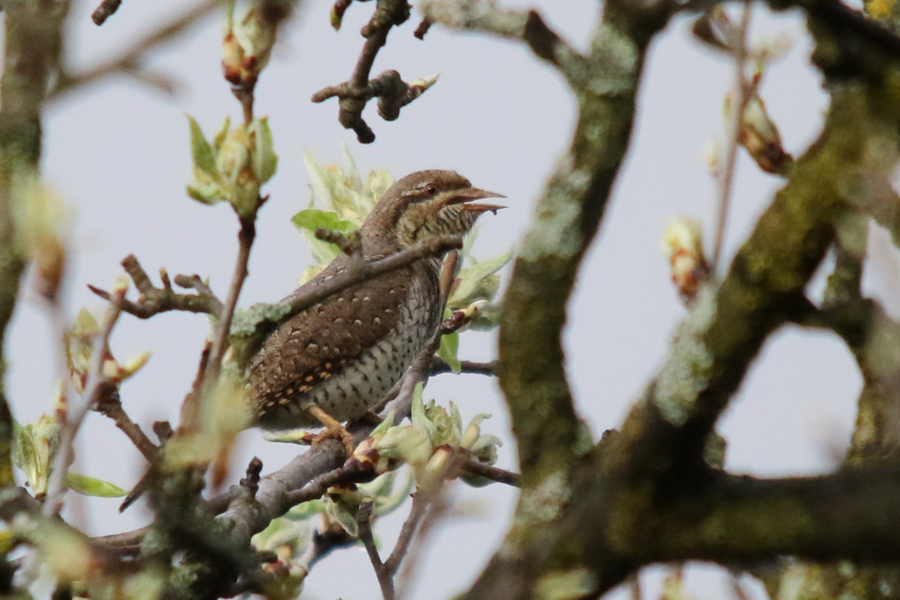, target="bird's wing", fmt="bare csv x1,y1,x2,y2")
248,259,431,403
